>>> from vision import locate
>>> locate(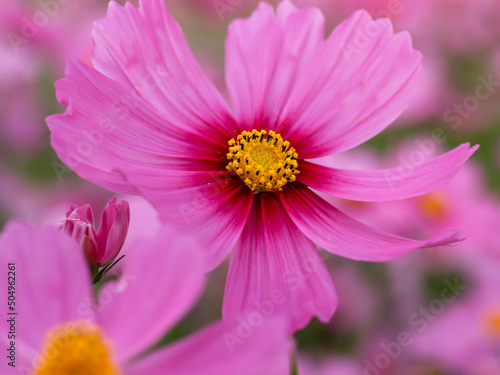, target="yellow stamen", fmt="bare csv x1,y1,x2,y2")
34,321,120,375
226,130,299,192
